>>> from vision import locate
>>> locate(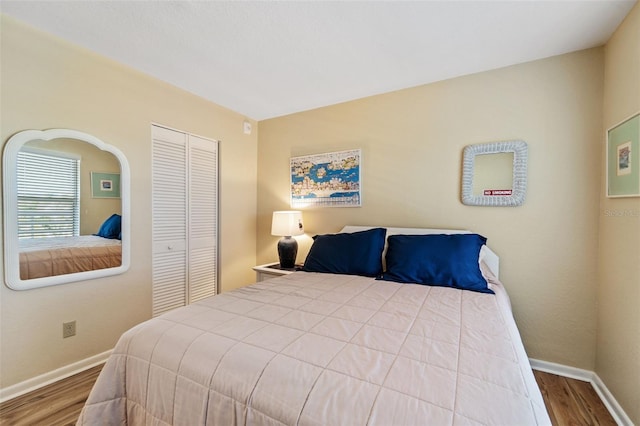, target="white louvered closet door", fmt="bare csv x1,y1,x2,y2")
187,135,218,304
152,125,218,317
